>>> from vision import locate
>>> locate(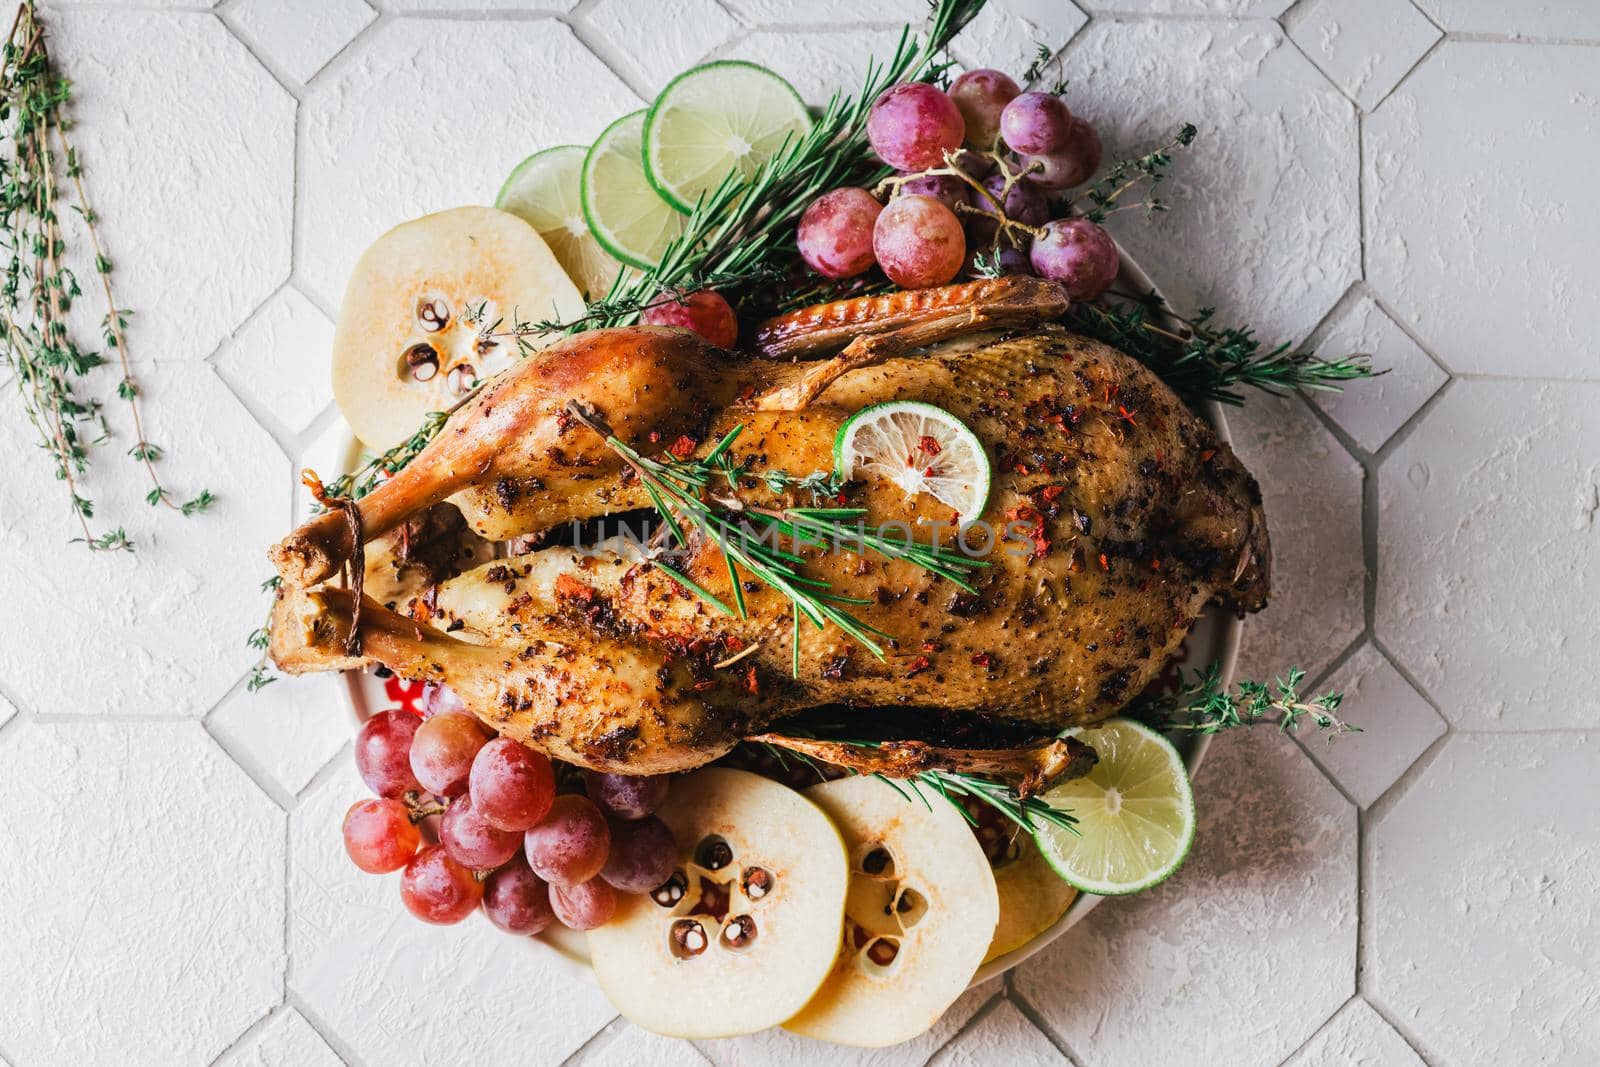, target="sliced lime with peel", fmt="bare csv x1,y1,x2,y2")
581,110,687,270
833,401,991,525
644,61,813,215
1034,718,1196,896
496,145,629,300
